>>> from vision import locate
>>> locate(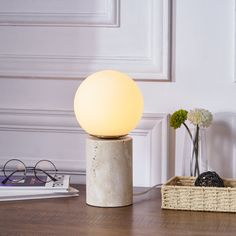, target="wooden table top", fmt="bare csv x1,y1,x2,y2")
0,185,235,236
